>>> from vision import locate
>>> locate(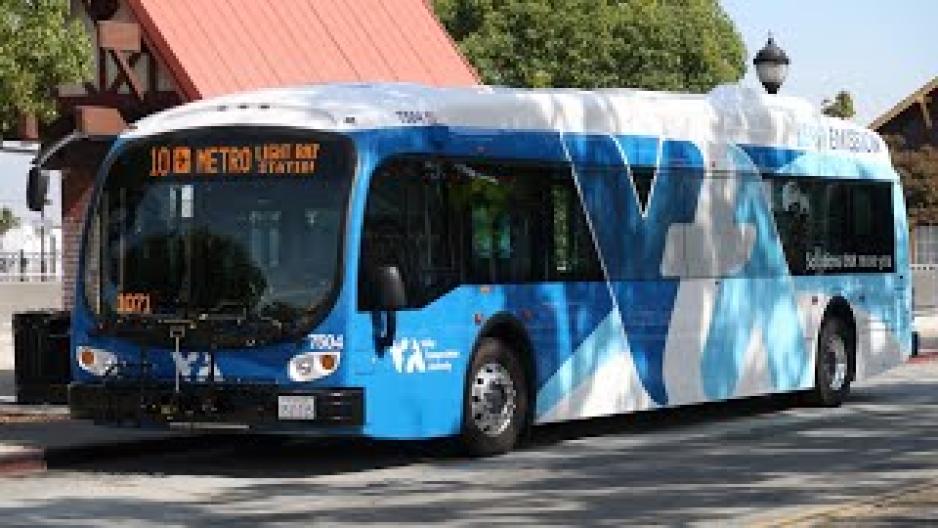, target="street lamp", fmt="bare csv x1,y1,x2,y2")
753,34,790,95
